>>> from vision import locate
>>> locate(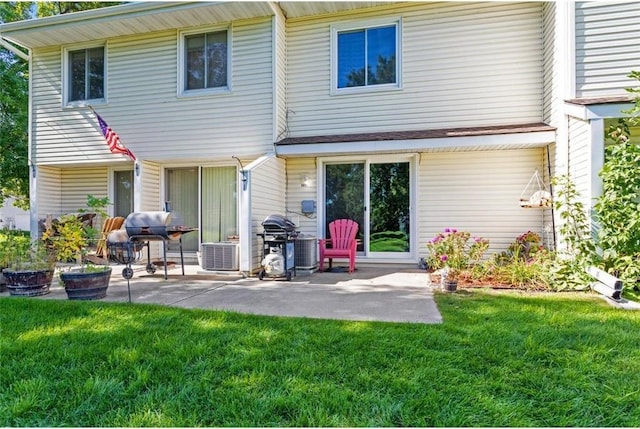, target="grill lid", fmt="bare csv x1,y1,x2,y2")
124,211,182,237
262,214,296,233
